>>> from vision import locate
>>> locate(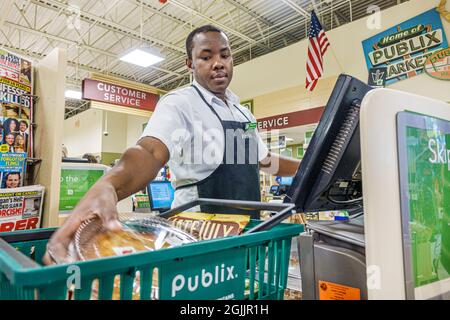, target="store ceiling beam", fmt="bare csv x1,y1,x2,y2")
134,0,190,26
65,100,90,119
153,14,310,88
0,1,14,28
78,3,186,78
224,0,272,27
280,0,311,18
30,0,185,54
71,0,123,49
0,43,142,85
224,0,299,44
167,0,257,45
3,21,182,78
